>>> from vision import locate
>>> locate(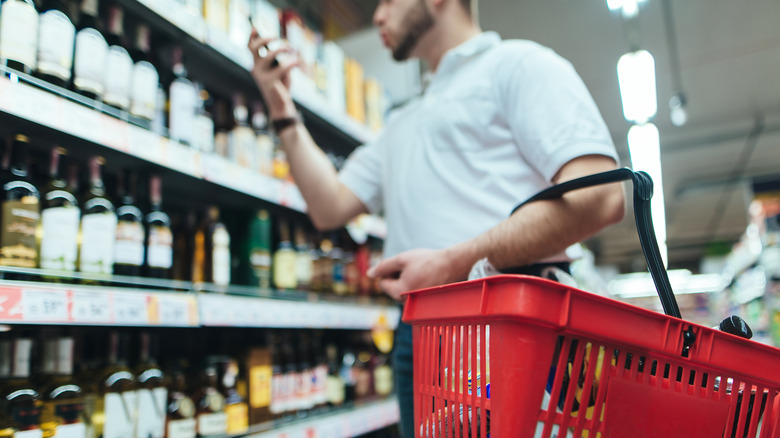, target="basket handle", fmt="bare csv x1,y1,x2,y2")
511,168,681,318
